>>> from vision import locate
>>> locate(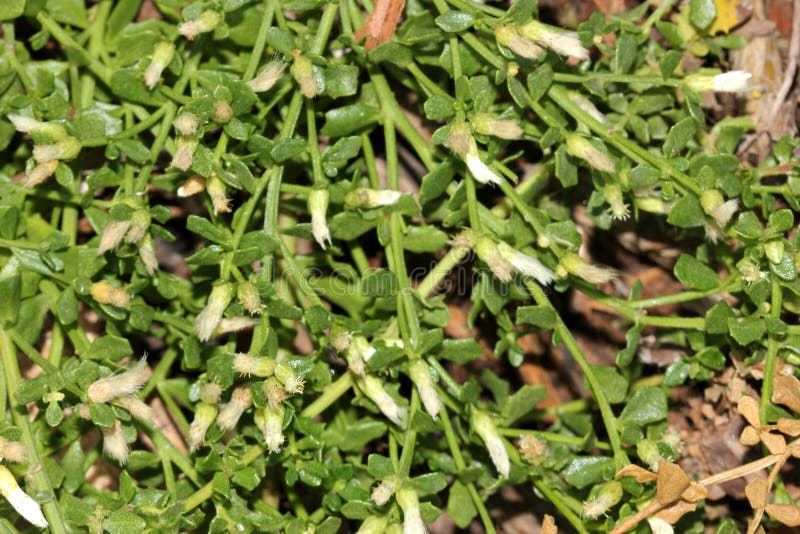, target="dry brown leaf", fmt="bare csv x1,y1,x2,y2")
773,375,800,413
777,418,800,436
744,477,768,509
681,481,709,503
738,396,761,427
740,425,761,446
764,503,800,526
656,462,691,505
616,464,657,483
542,514,558,534
653,499,698,524
759,430,787,455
